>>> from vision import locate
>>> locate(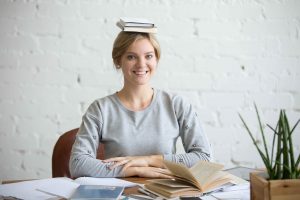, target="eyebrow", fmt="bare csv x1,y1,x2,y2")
125,51,155,55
